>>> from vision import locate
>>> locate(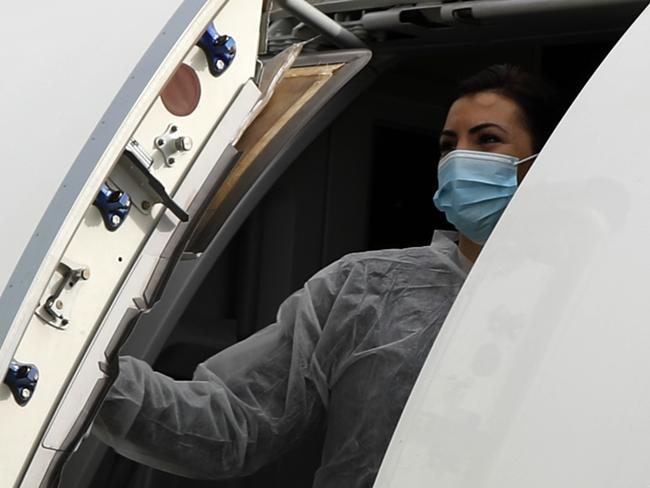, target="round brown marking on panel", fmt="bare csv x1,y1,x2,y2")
161,64,201,116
